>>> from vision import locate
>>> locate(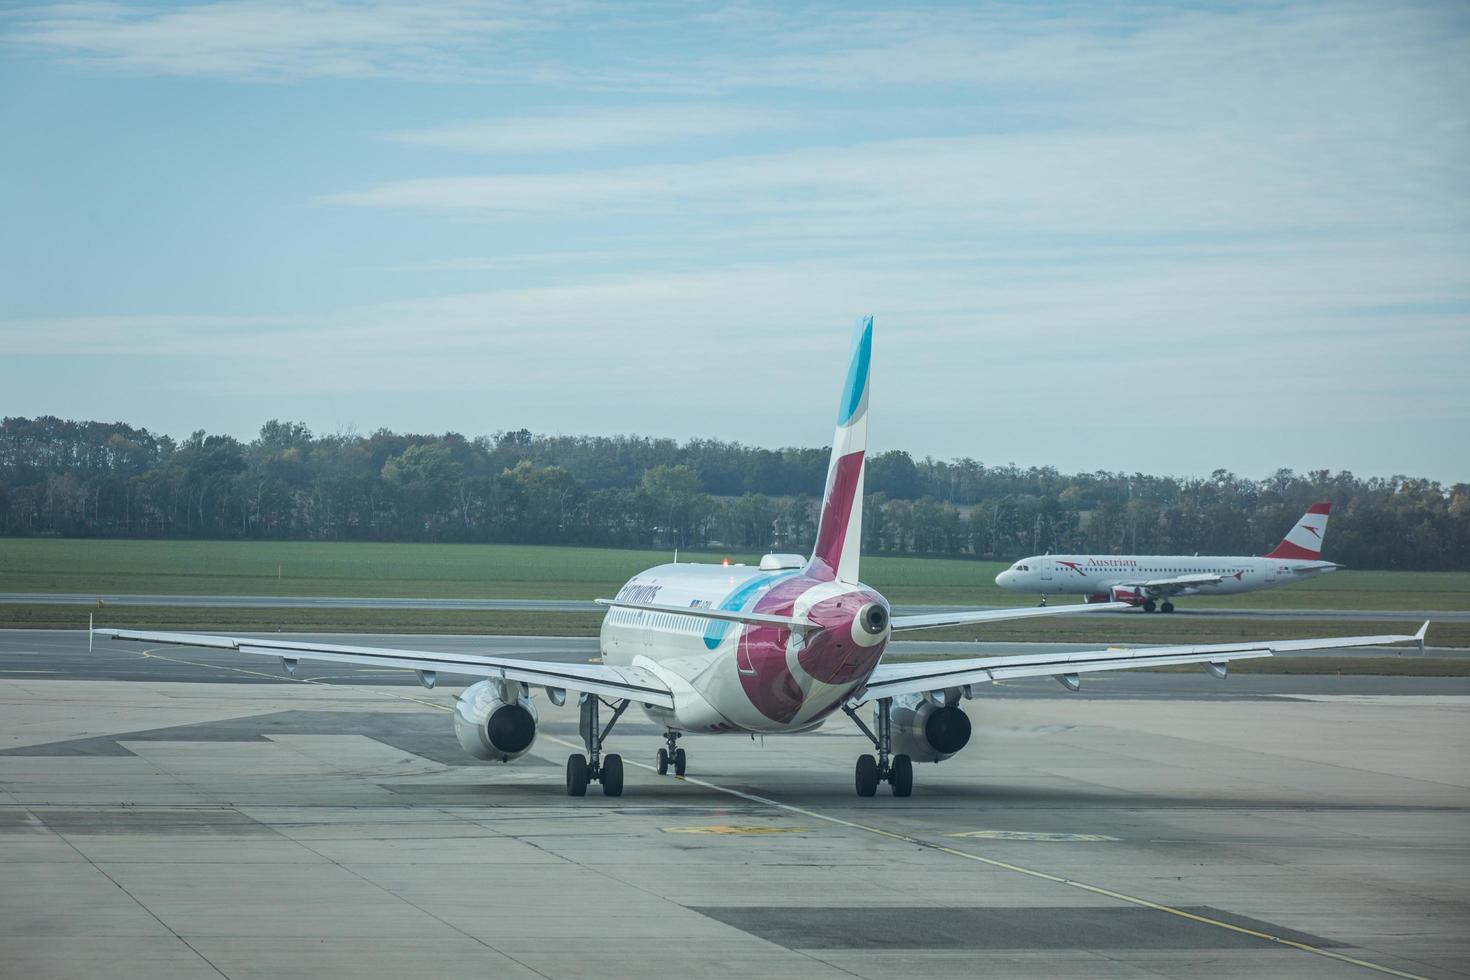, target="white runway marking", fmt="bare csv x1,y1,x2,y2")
946,830,1120,842
1274,694,1469,706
